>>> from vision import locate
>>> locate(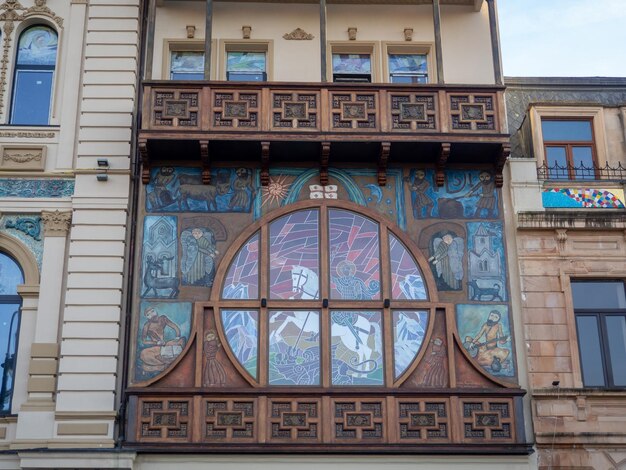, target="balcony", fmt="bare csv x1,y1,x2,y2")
139,81,509,185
